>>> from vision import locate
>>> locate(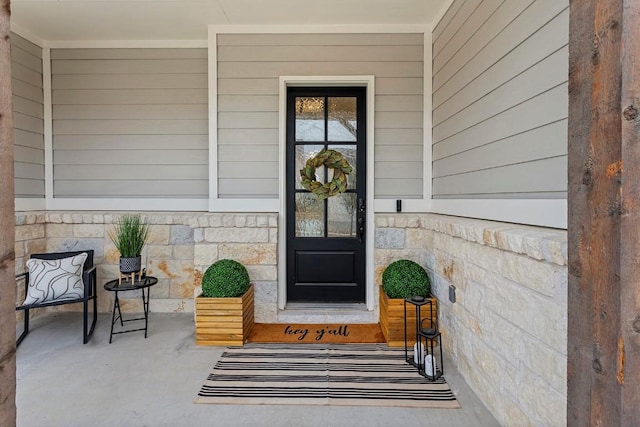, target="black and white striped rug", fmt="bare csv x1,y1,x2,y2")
195,343,460,408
